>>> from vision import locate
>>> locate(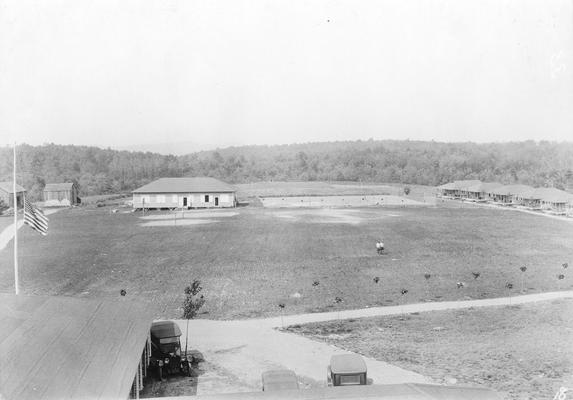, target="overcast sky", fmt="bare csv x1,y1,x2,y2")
1,0,572,151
